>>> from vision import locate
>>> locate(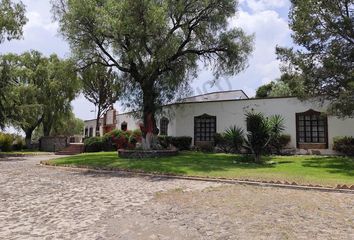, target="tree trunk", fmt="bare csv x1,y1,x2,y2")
25,130,33,149
96,106,101,137
141,84,158,149
43,117,53,137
